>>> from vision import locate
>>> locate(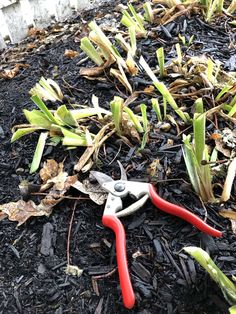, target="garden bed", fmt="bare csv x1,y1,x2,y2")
0,1,235,313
